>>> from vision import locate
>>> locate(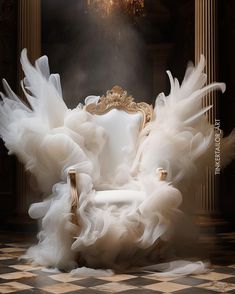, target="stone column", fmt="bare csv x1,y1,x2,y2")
17,0,41,214
195,0,219,216
18,0,41,65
